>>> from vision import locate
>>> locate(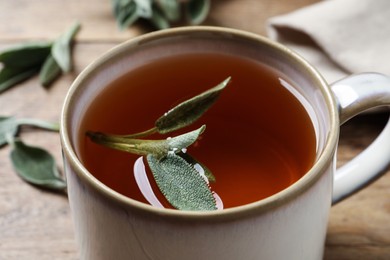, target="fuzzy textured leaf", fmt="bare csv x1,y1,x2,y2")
10,139,66,191
178,151,215,182
155,77,230,134
52,22,81,72
147,153,216,211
